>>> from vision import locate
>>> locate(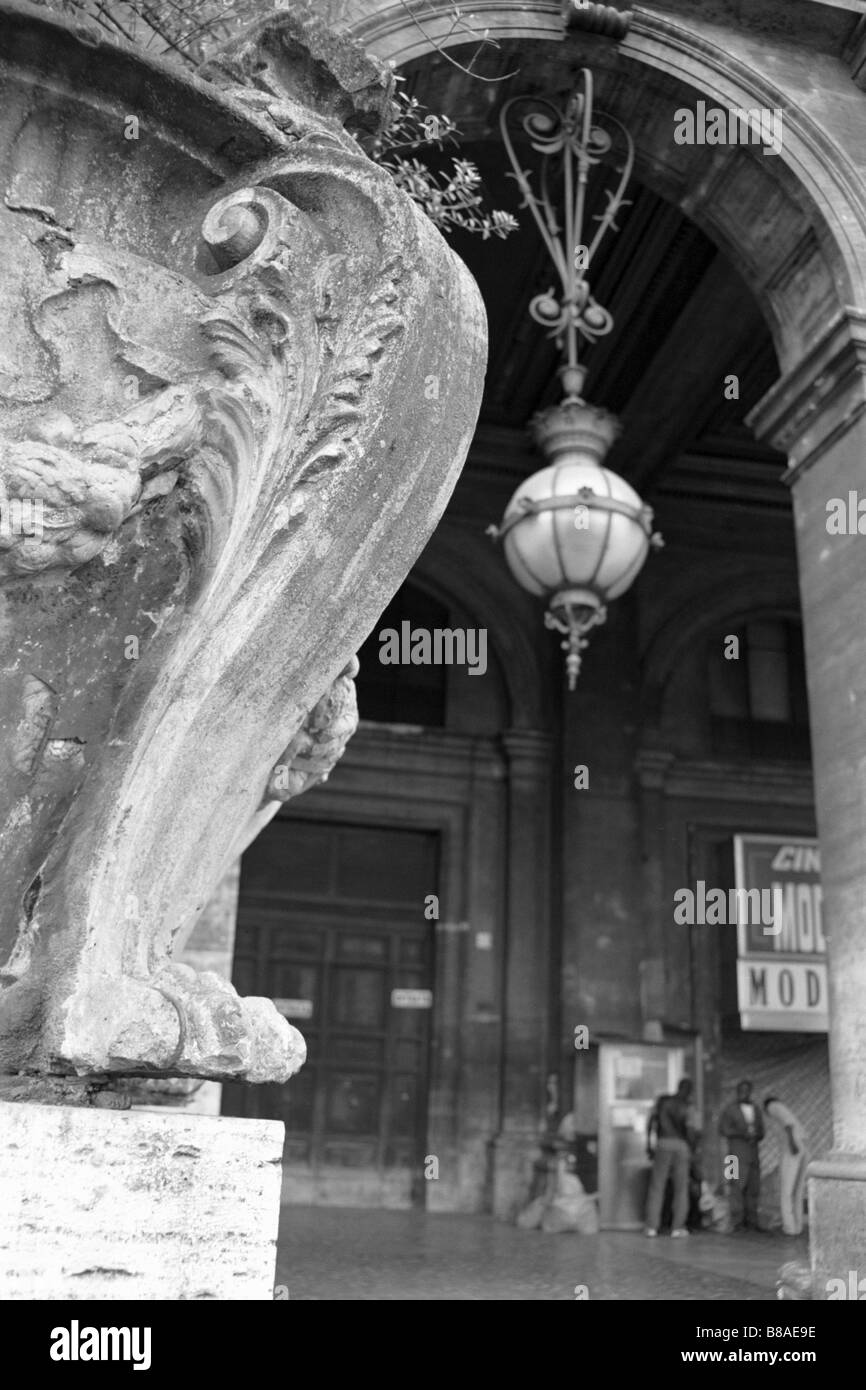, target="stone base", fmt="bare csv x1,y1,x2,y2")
281,1164,413,1208
808,1152,866,1300
0,1100,284,1300
489,1130,542,1221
